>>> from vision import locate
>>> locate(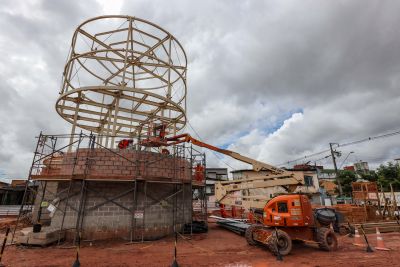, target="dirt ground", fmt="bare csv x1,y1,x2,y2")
2,224,400,267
